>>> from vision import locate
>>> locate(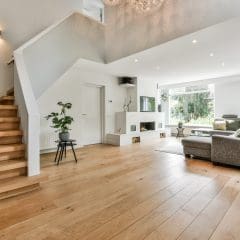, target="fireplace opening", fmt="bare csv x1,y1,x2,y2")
140,122,155,132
